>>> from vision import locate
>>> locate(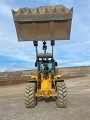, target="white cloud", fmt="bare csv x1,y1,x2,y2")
0,3,11,17
0,1,36,63
0,62,35,72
